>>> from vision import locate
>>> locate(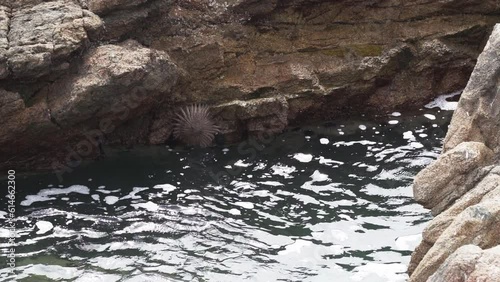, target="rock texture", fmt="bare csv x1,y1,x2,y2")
409,24,500,282
1,0,500,171
427,245,500,282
